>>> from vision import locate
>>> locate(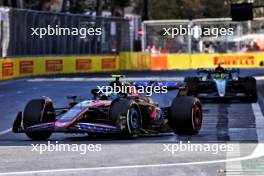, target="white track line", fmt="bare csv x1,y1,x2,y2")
0,100,264,176
0,128,11,136
0,143,264,175
225,103,264,176
252,103,264,142
1,104,264,175
226,144,243,176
